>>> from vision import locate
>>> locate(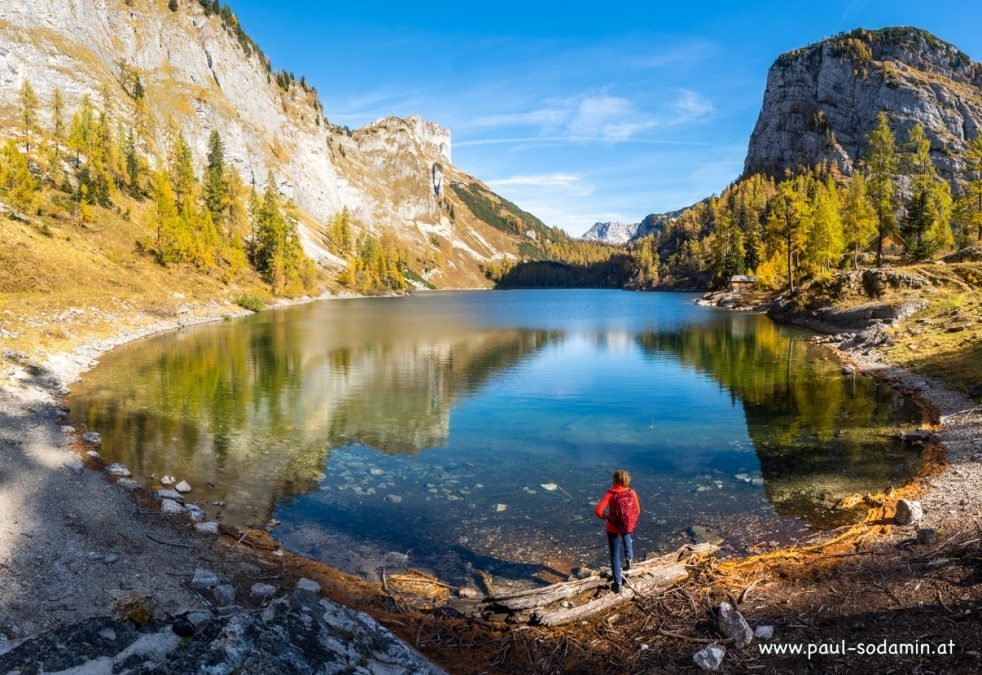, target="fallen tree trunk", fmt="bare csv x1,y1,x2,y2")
448,543,717,626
